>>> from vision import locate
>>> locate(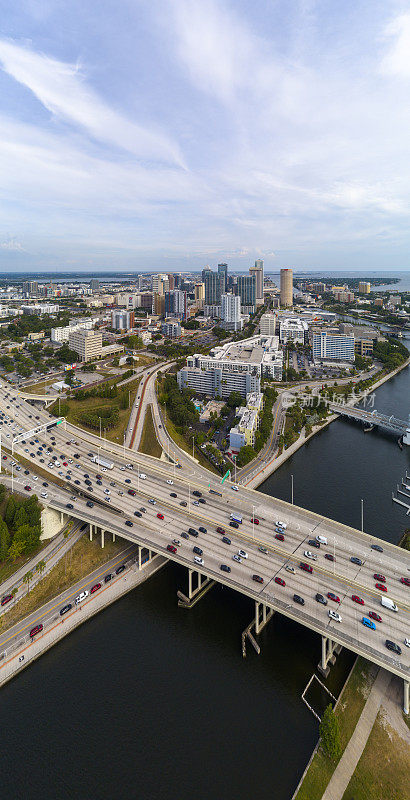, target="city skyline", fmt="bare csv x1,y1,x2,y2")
2,2,410,271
